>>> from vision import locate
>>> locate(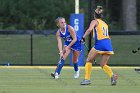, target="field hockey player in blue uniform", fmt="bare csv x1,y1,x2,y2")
51,17,81,79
